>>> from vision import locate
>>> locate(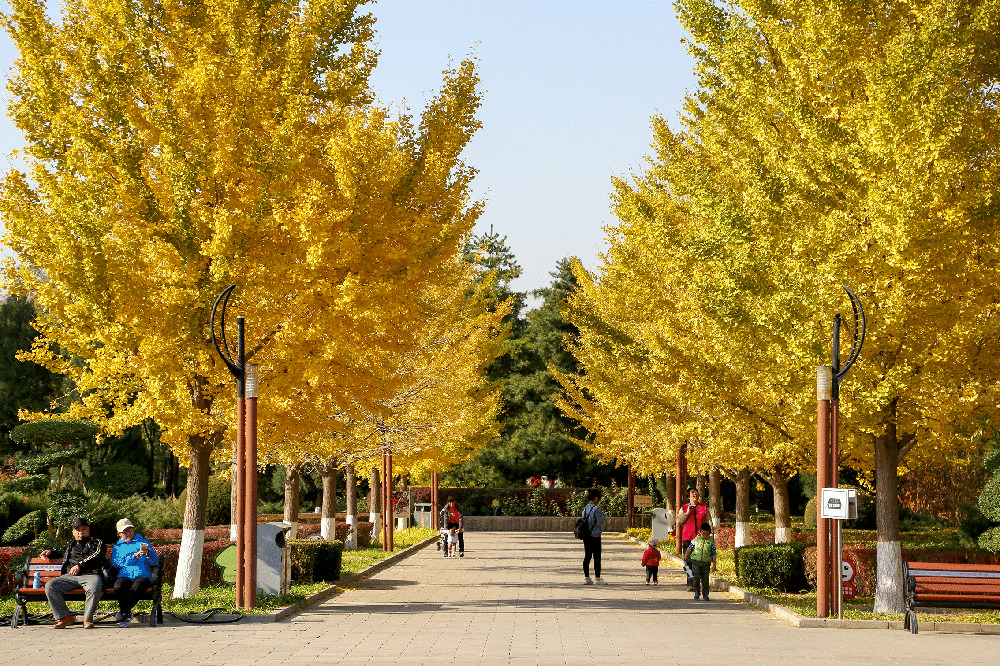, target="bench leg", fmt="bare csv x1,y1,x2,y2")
908,611,918,635
11,605,20,629
149,604,156,627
